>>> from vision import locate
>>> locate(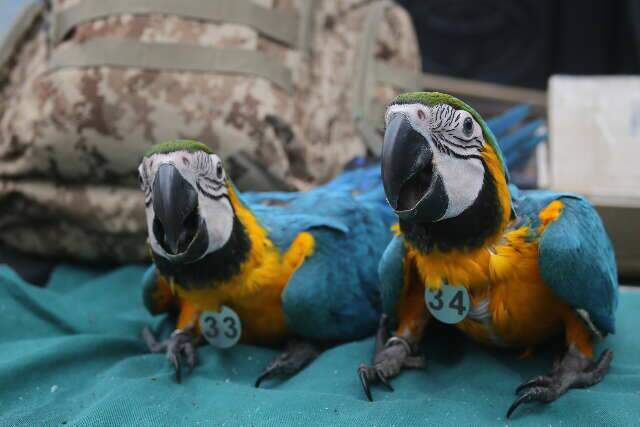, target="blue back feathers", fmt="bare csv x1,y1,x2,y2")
243,165,396,341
